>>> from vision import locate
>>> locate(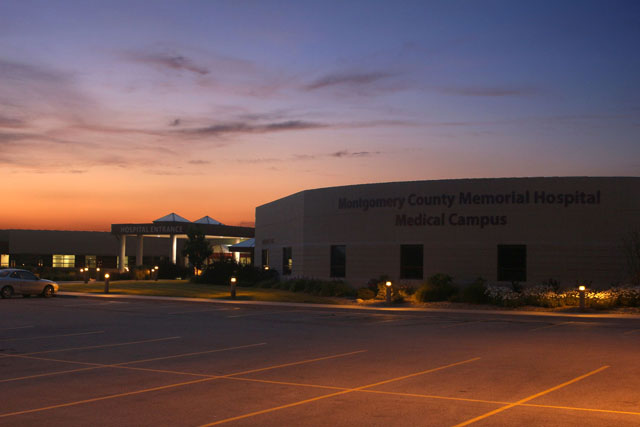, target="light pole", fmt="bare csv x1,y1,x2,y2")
230,276,237,299
578,285,586,311
104,273,110,293
385,281,392,303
